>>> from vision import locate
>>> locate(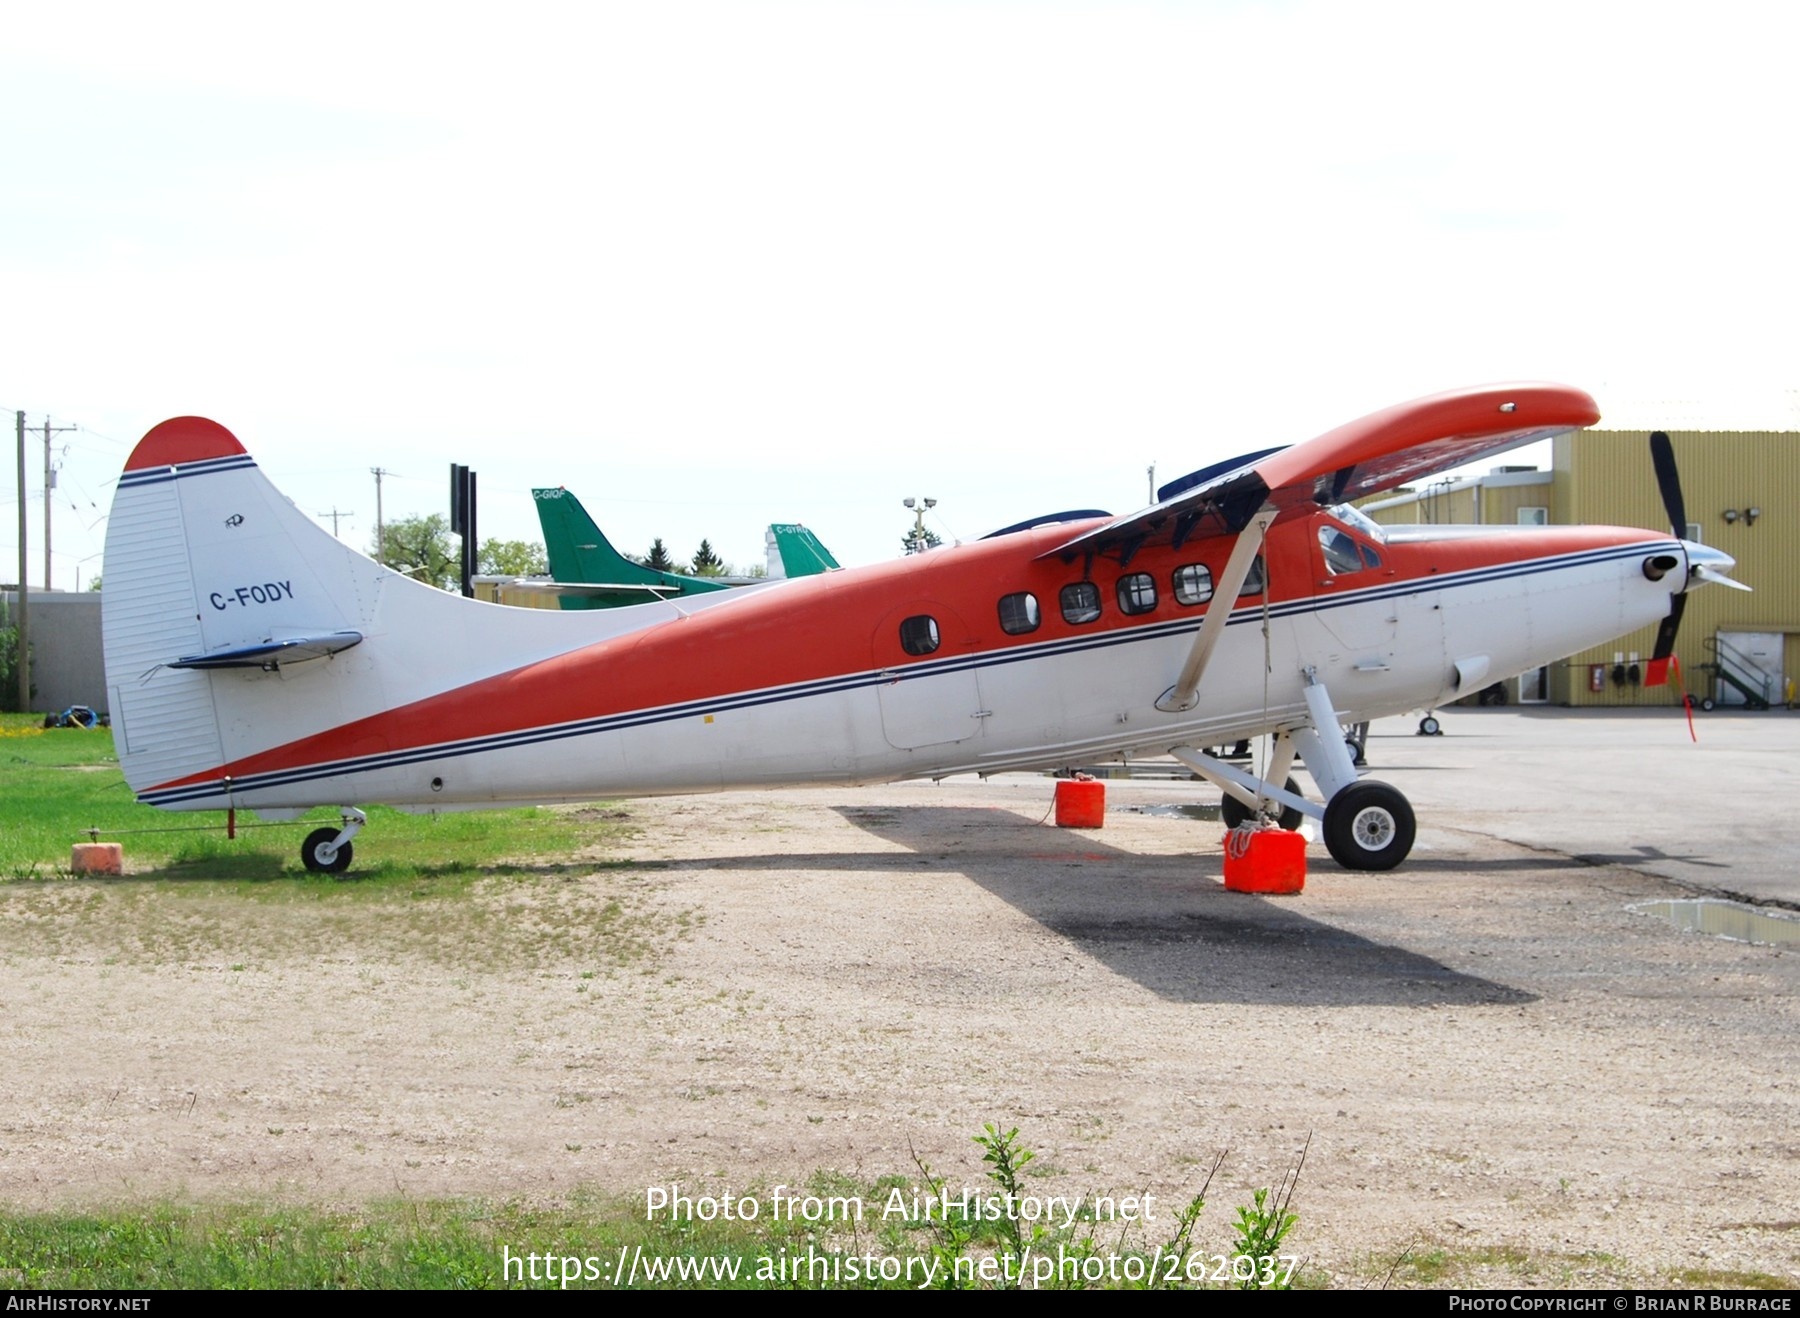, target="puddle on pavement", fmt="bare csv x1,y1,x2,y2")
1124,803,1223,822
1632,899,1800,948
